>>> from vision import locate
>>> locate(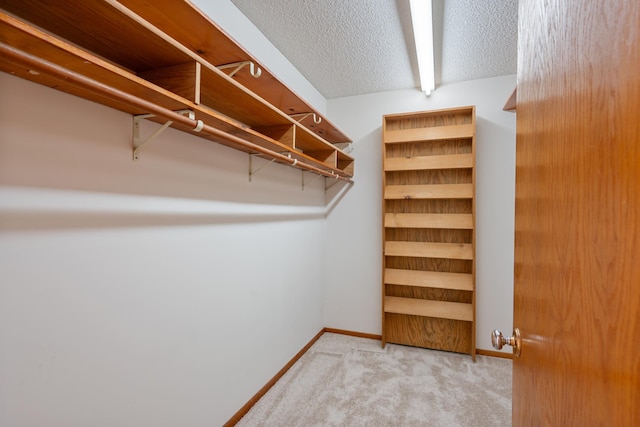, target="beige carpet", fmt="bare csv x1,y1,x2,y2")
237,333,512,426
